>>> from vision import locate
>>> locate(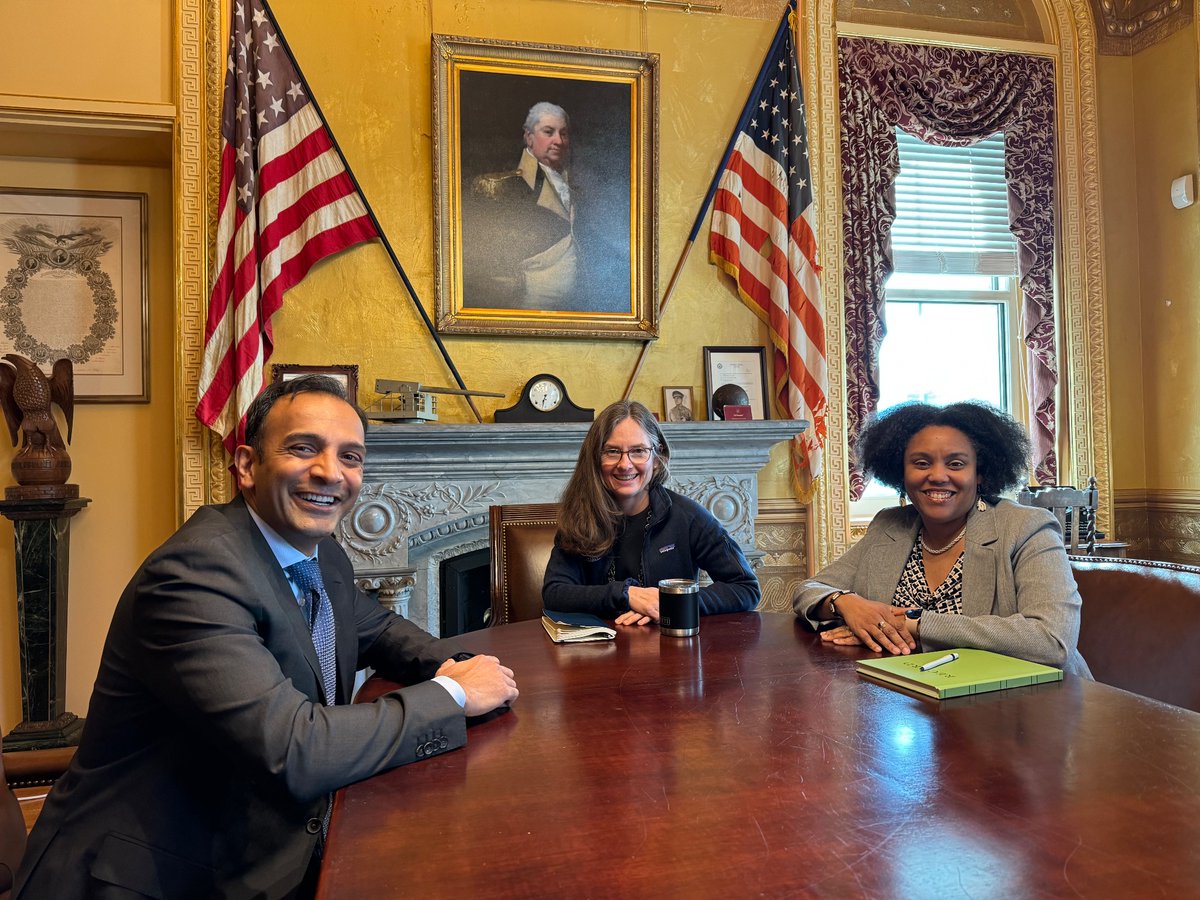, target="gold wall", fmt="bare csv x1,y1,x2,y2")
1119,25,1200,562
1097,53,1146,491
0,0,170,104
1129,27,1200,492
